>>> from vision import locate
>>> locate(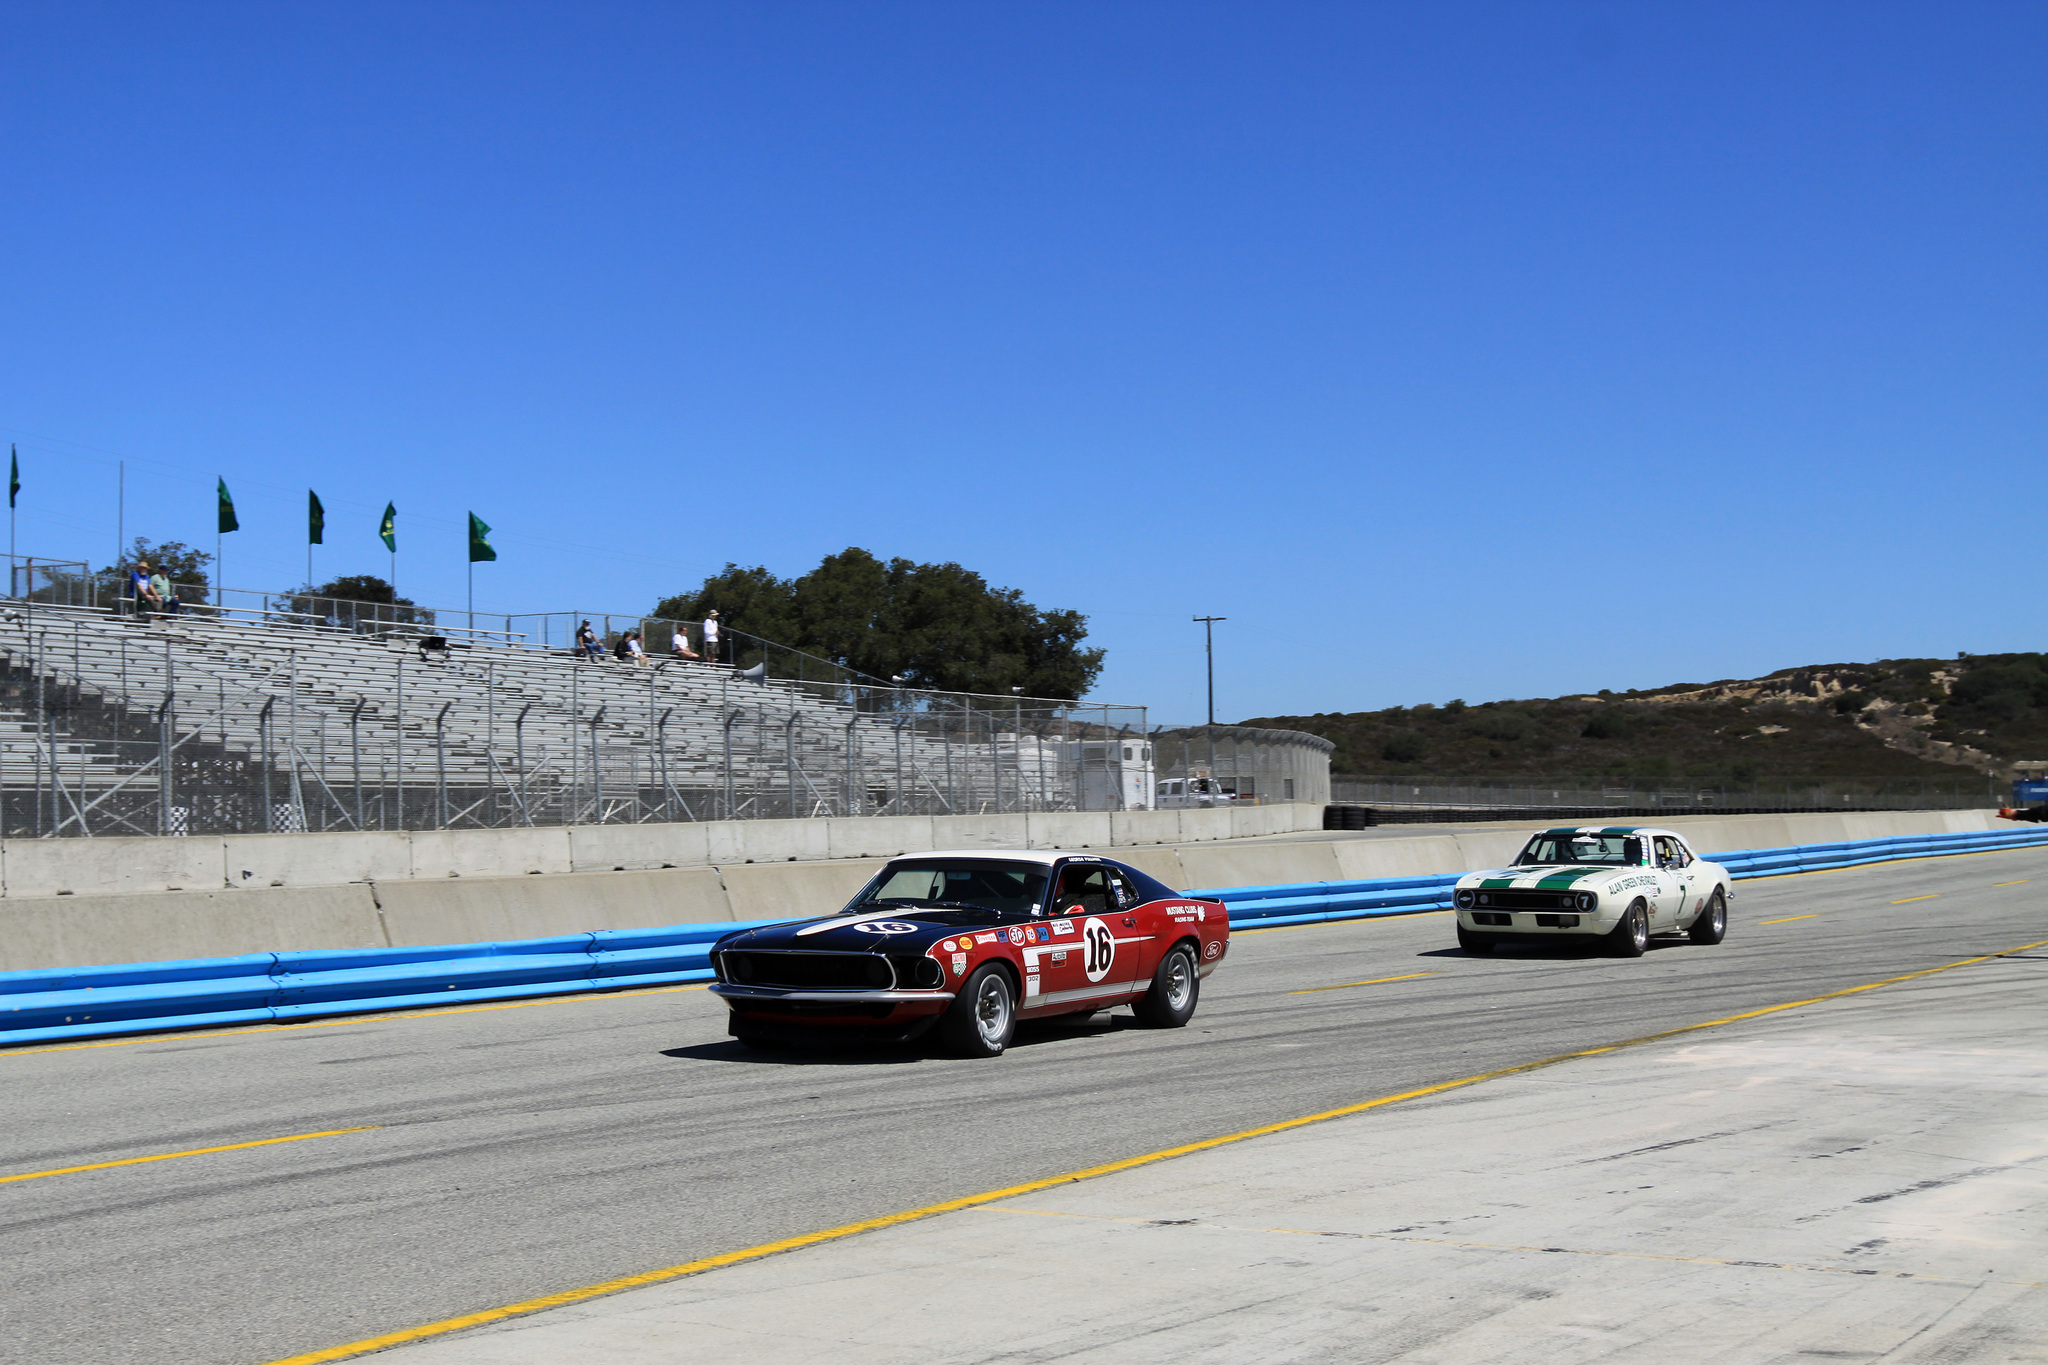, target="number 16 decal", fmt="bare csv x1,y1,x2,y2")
1081,917,1116,983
